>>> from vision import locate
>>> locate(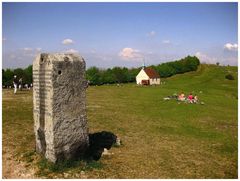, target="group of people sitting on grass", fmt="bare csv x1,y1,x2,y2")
163,92,203,104
178,92,198,103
